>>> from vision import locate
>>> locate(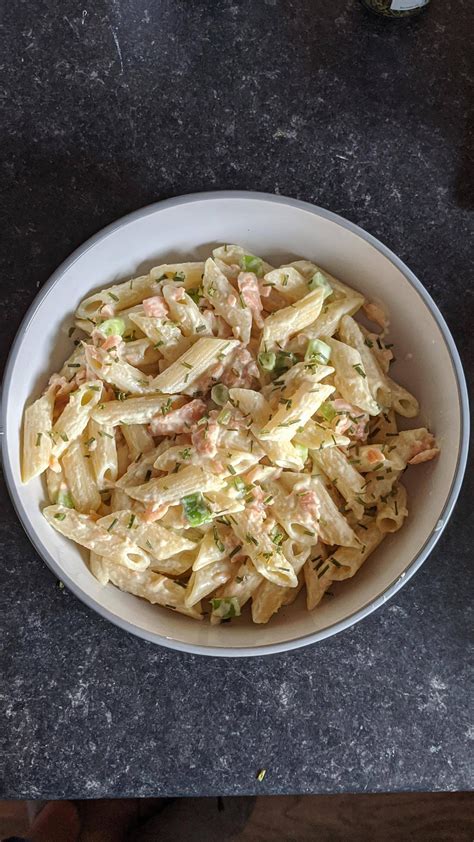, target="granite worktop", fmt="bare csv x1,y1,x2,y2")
1,0,472,799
